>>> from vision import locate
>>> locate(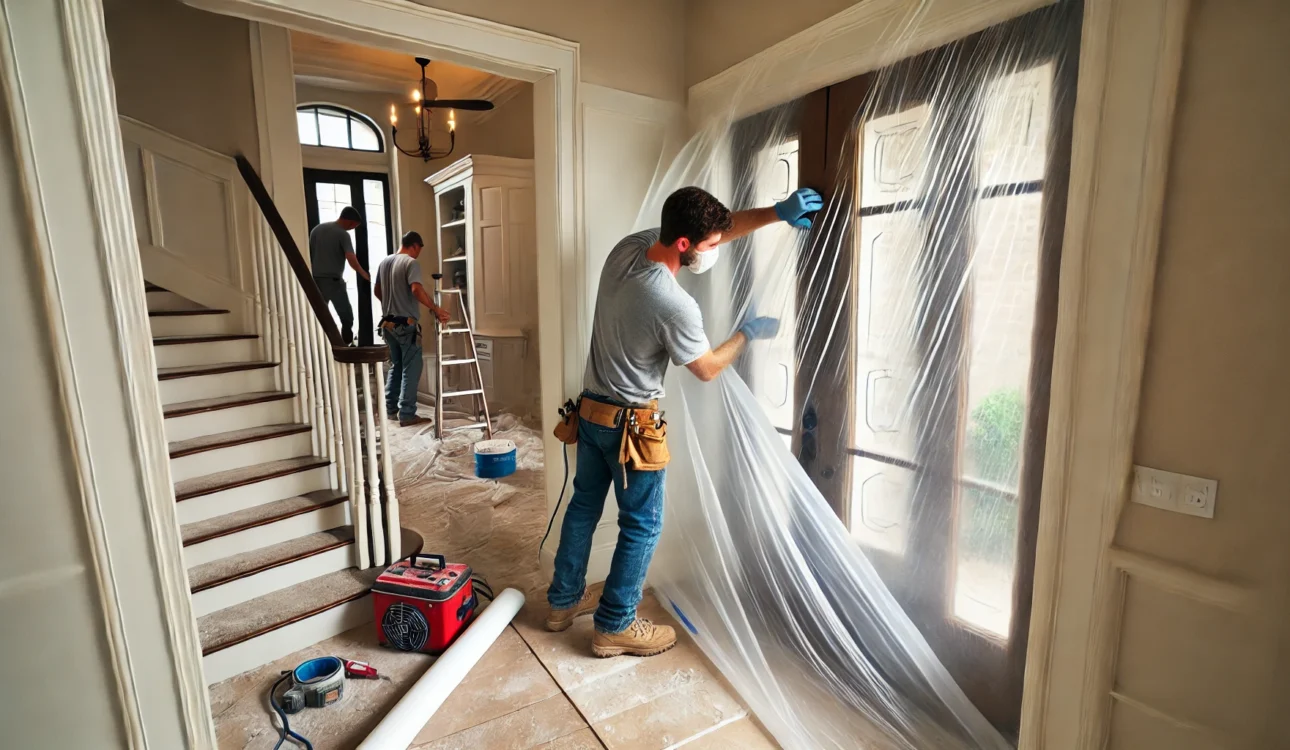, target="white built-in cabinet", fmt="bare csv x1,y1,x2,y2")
425,155,539,418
